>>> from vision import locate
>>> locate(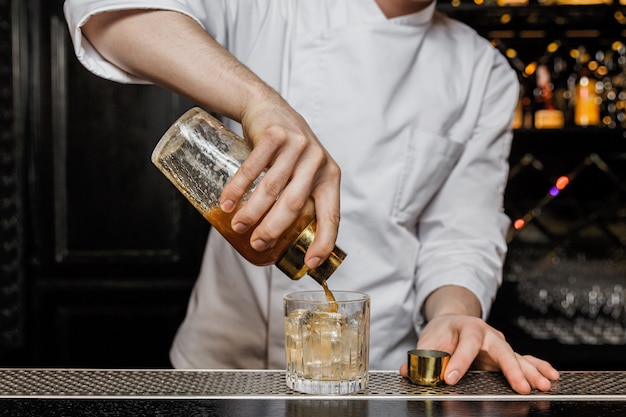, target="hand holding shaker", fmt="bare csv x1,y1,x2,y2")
151,108,346,284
